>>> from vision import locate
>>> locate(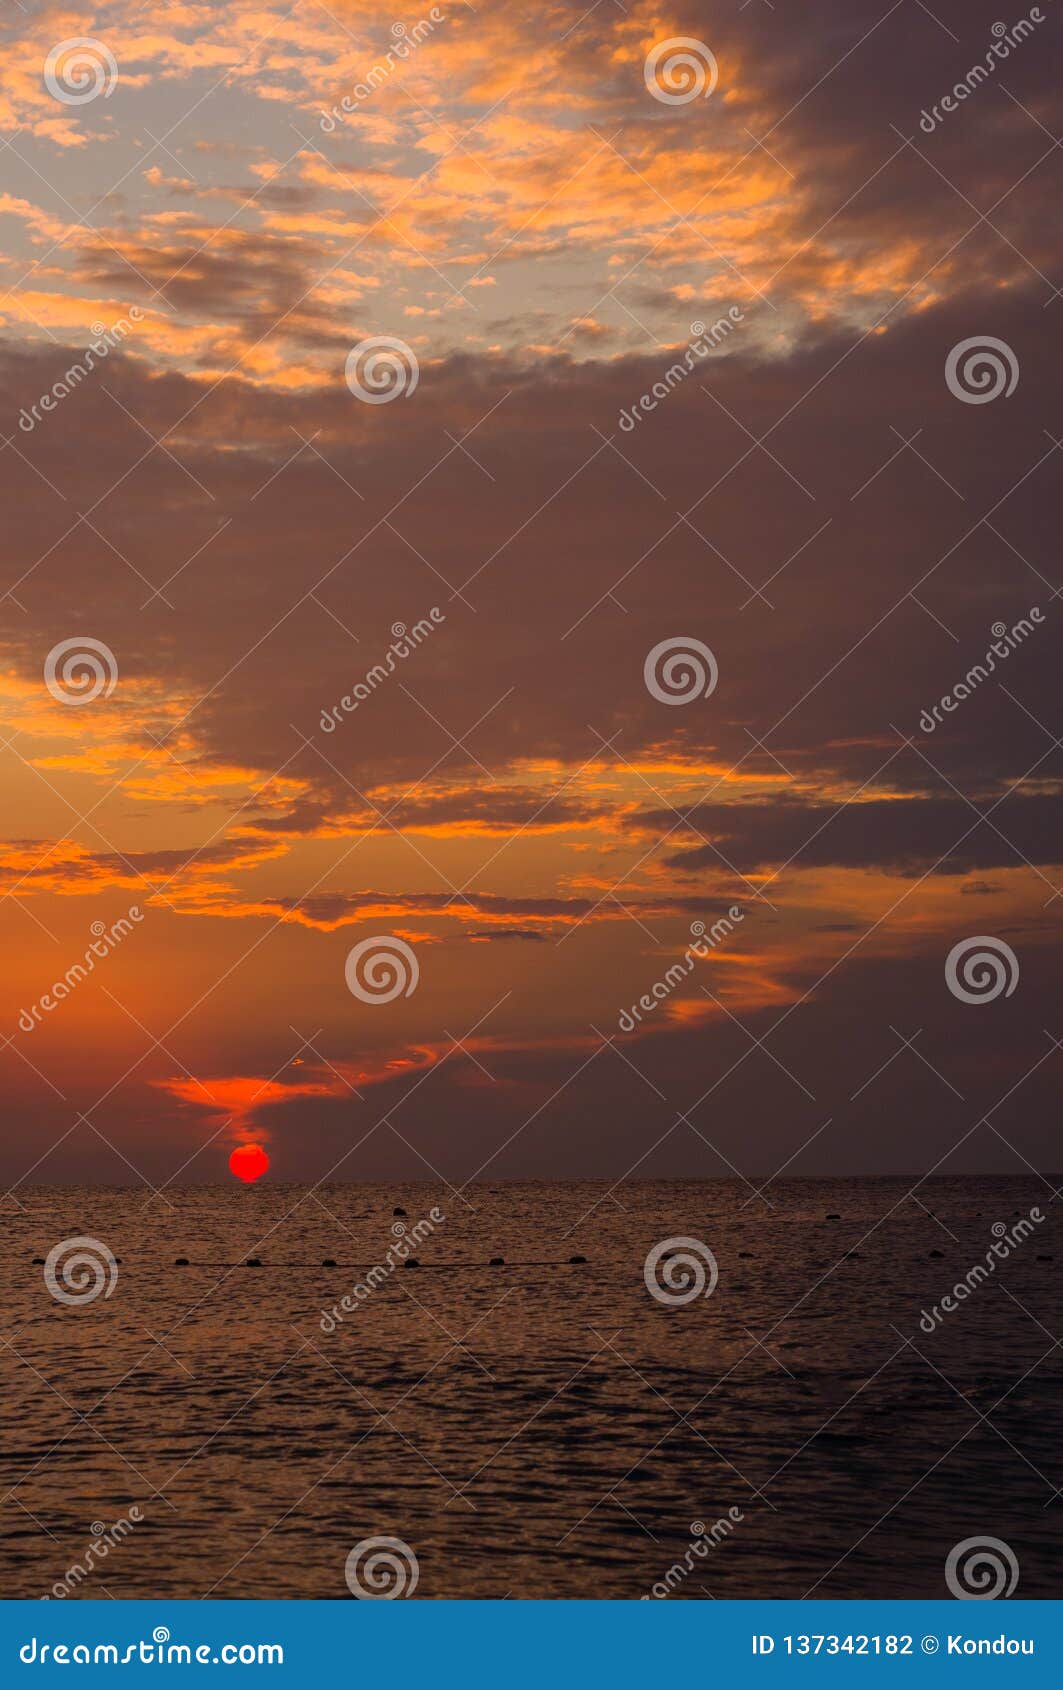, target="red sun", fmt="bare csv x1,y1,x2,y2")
229,1143,270,1184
